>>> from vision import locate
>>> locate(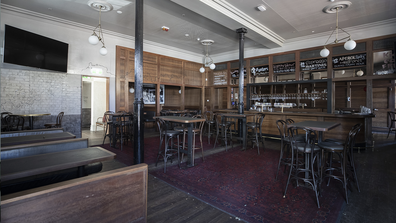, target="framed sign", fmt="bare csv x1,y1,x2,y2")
373,50,395,75
231,68,247,78
300,58,327,71
251,65,269,76
332,53,366,68
273,62,295,73
143,84,164,104
213,70,227,85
